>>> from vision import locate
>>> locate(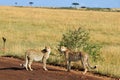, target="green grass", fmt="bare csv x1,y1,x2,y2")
0,6,120,79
